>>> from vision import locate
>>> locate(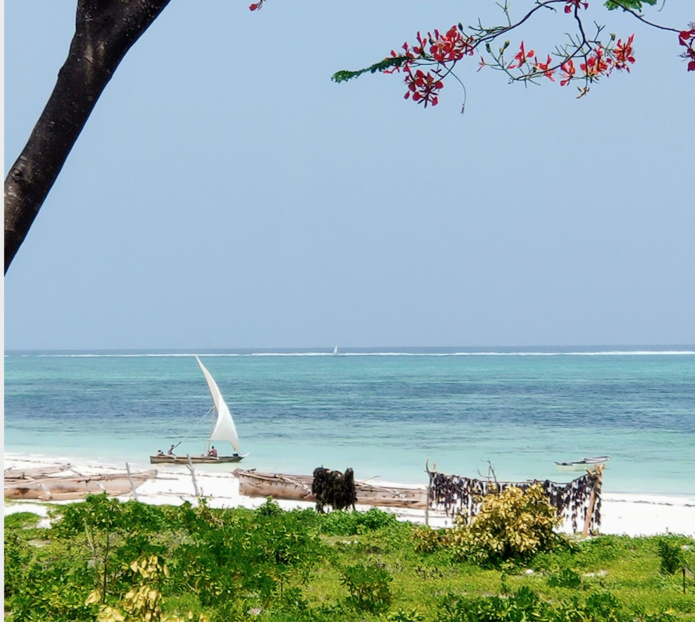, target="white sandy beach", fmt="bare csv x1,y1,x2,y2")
4,454,694,538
